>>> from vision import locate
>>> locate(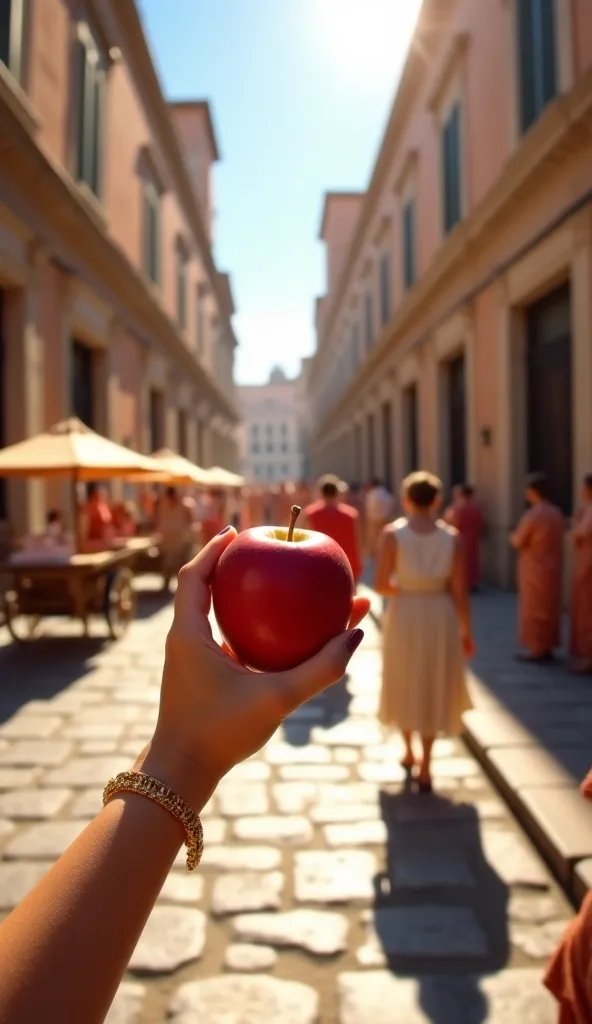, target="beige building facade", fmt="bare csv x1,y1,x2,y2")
238,366,309,485
0,0,239,538
309,0,592,586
